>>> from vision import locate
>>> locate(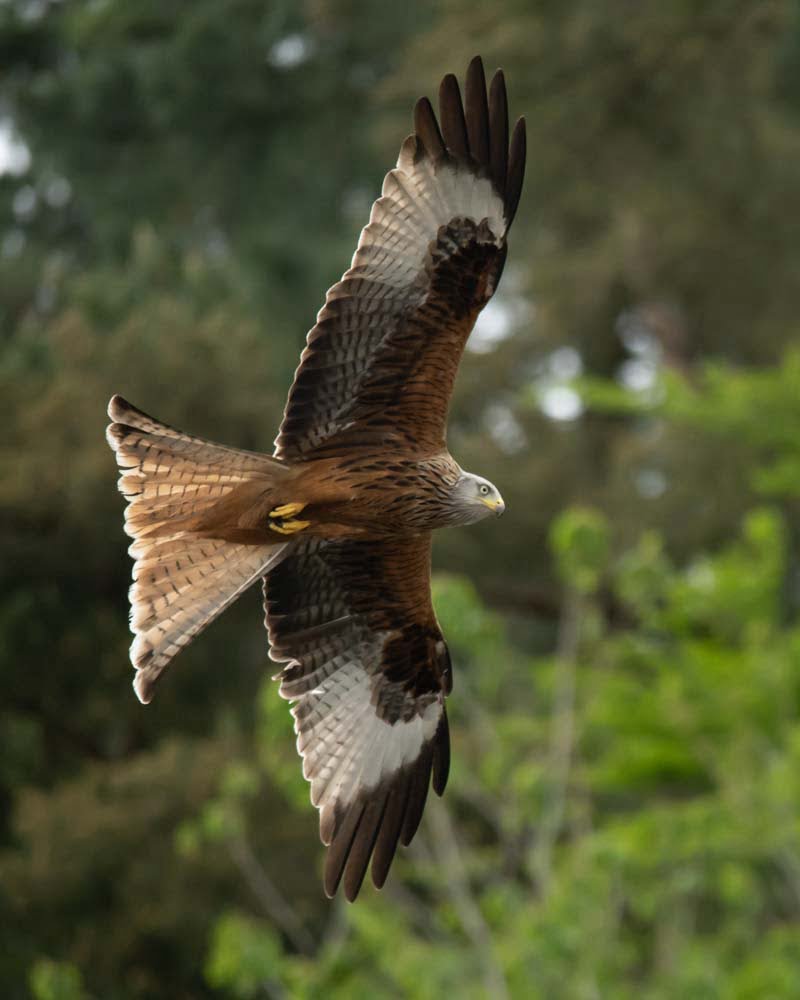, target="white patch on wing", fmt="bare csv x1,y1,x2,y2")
284,650,443,823
349,143,506,291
